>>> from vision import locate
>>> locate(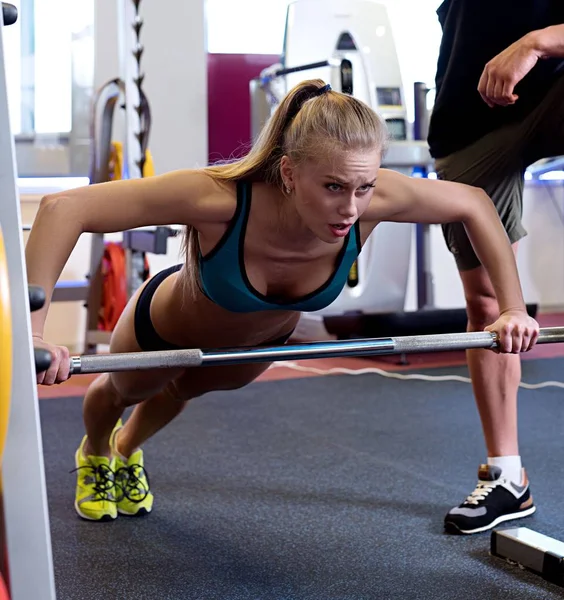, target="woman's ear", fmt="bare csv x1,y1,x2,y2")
279,155,295,192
